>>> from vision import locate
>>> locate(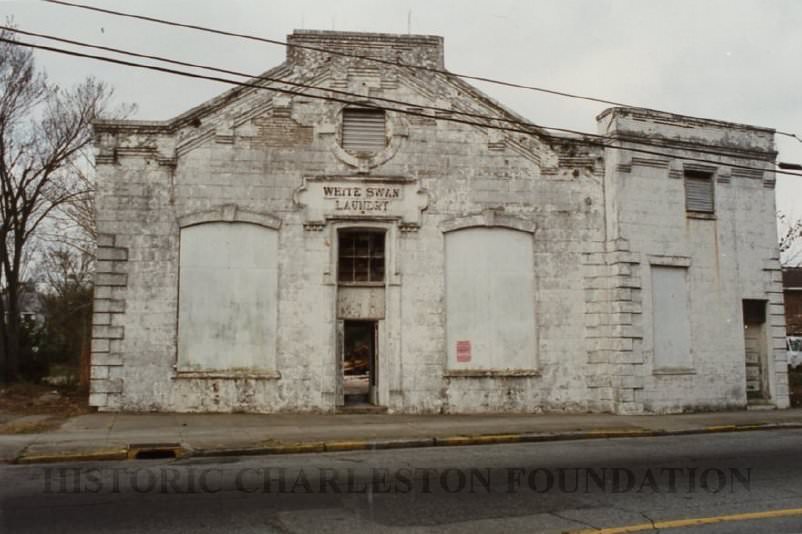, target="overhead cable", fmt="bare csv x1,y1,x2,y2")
2,25,789,168
40,0,802,143
2,36,799,179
